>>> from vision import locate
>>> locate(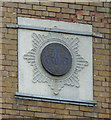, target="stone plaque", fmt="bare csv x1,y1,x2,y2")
41,43,72,76
18,17,93,101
